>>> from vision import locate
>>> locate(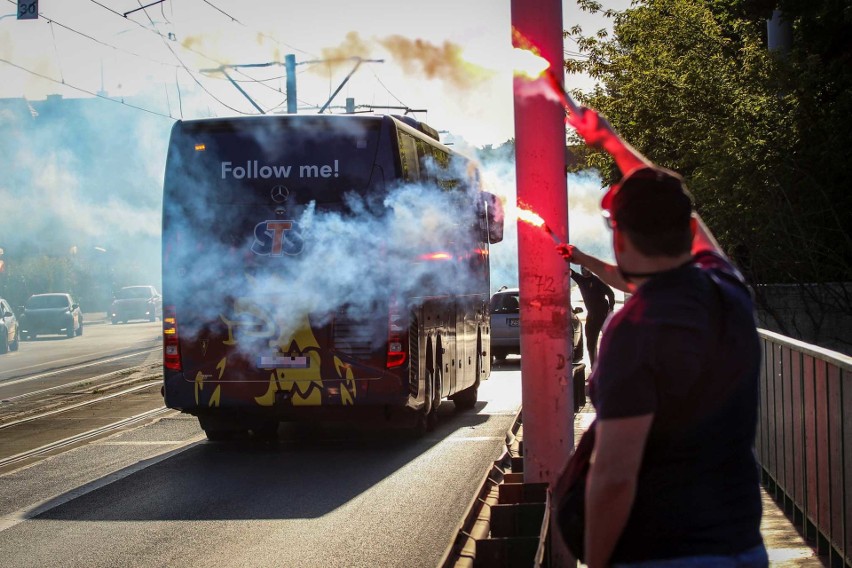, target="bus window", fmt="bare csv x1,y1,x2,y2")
397,131,420,181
